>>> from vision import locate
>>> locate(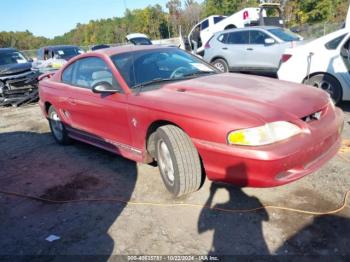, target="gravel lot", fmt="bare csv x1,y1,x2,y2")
0,102,349,258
